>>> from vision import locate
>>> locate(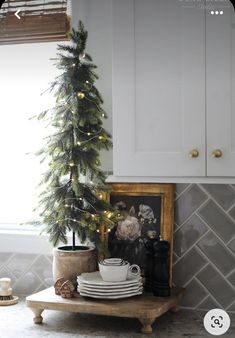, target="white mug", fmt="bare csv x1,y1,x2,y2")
99,262,140,282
